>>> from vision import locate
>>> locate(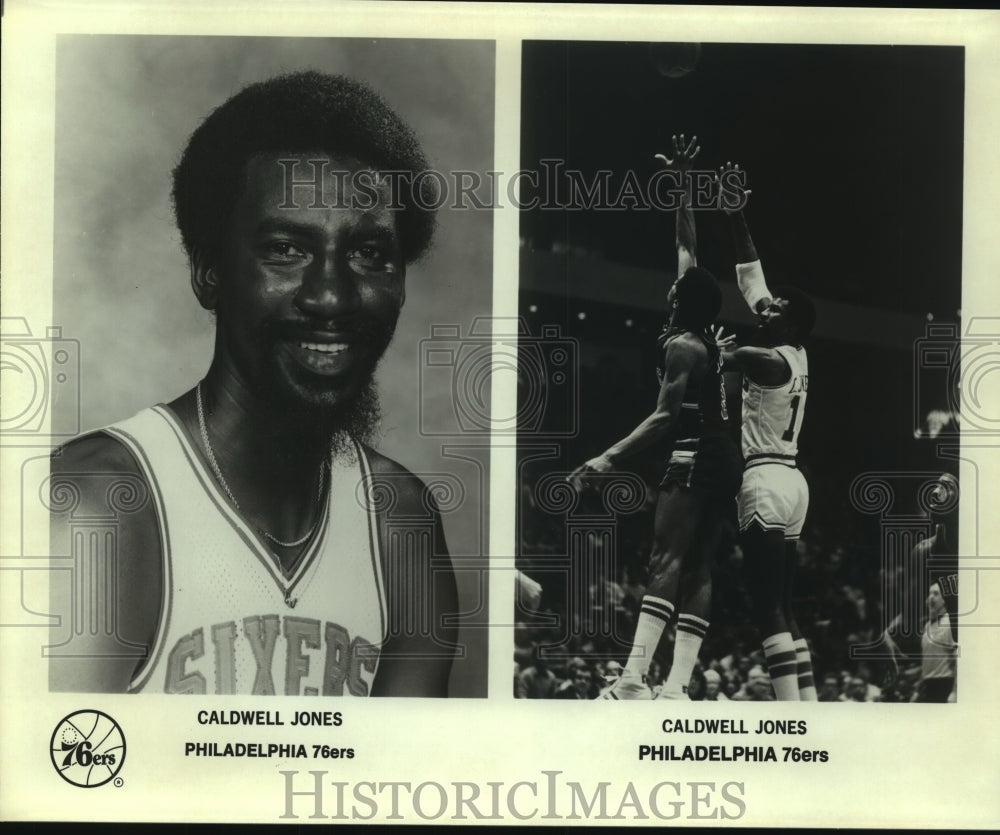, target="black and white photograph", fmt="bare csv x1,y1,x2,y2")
40,35,495,698
1,2,998,828
515,41,966,705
